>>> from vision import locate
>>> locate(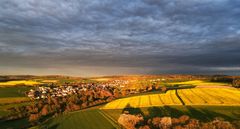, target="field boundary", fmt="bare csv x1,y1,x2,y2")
98,110,122,129
175,90,185,105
